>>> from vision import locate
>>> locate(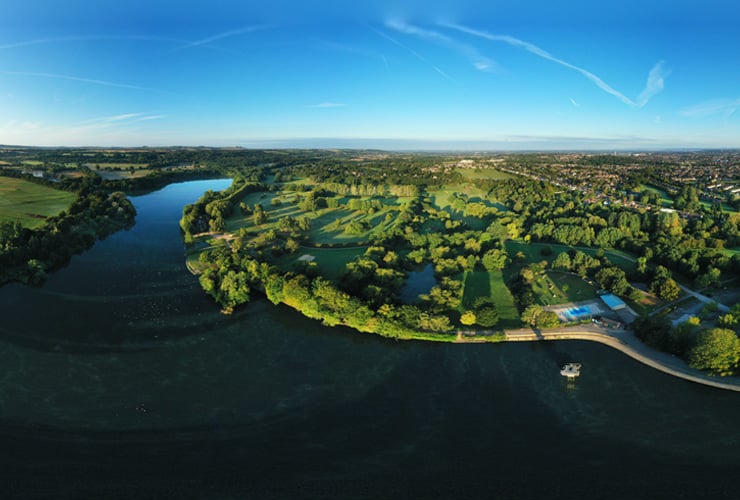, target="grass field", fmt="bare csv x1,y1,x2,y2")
639,183,674,208
427,185,490,210
461,270,520,329
273,246,365,281
0,176,76,228
225,190,403,245
530,271,598,306
506,240,638,274
456,168,515,181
